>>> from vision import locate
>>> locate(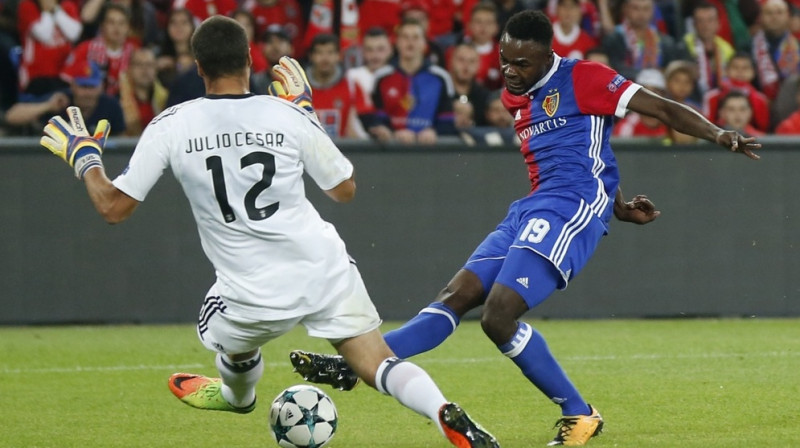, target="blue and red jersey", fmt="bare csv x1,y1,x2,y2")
369,63,456,134
502,56,641,224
